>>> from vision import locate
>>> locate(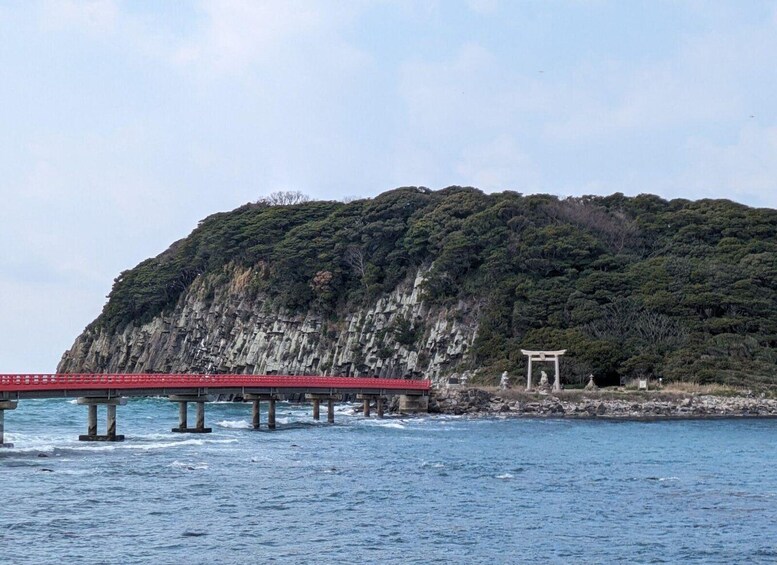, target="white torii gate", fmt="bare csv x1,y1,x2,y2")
521,349,567,392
